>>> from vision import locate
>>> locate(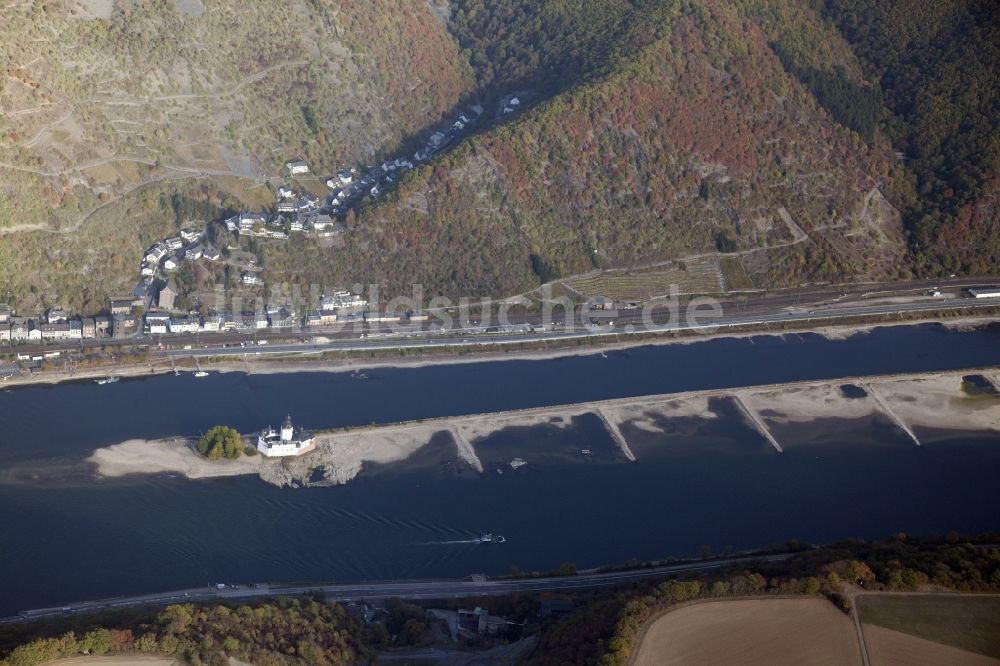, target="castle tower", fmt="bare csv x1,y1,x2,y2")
280,414,294,442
